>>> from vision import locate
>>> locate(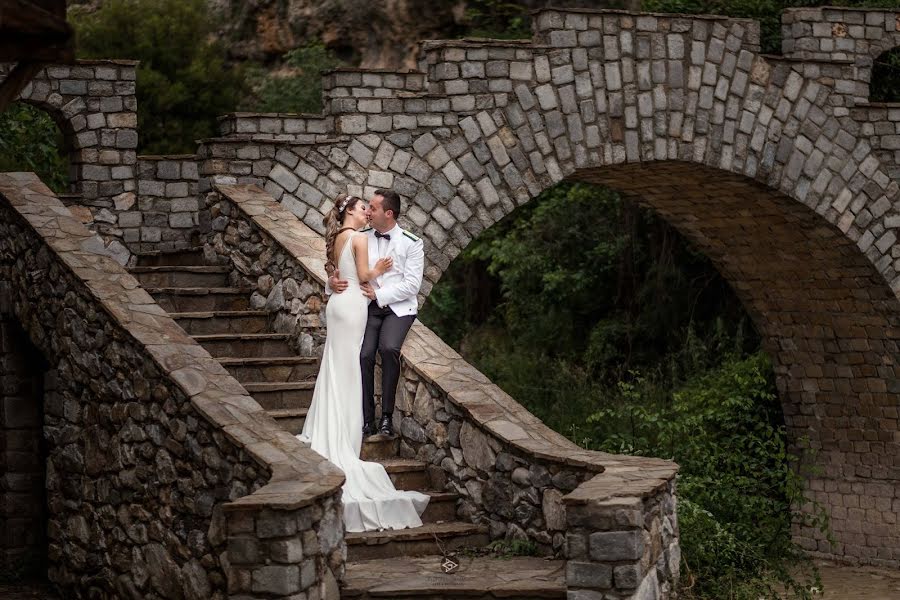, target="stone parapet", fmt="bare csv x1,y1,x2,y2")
211,182,681,599
532,7,761,52
782,7,900,62
218,113,337,142
0,173,345,600
322,68,427,97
